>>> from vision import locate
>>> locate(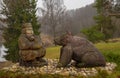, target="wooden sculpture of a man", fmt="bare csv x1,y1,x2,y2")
18,23,47,67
